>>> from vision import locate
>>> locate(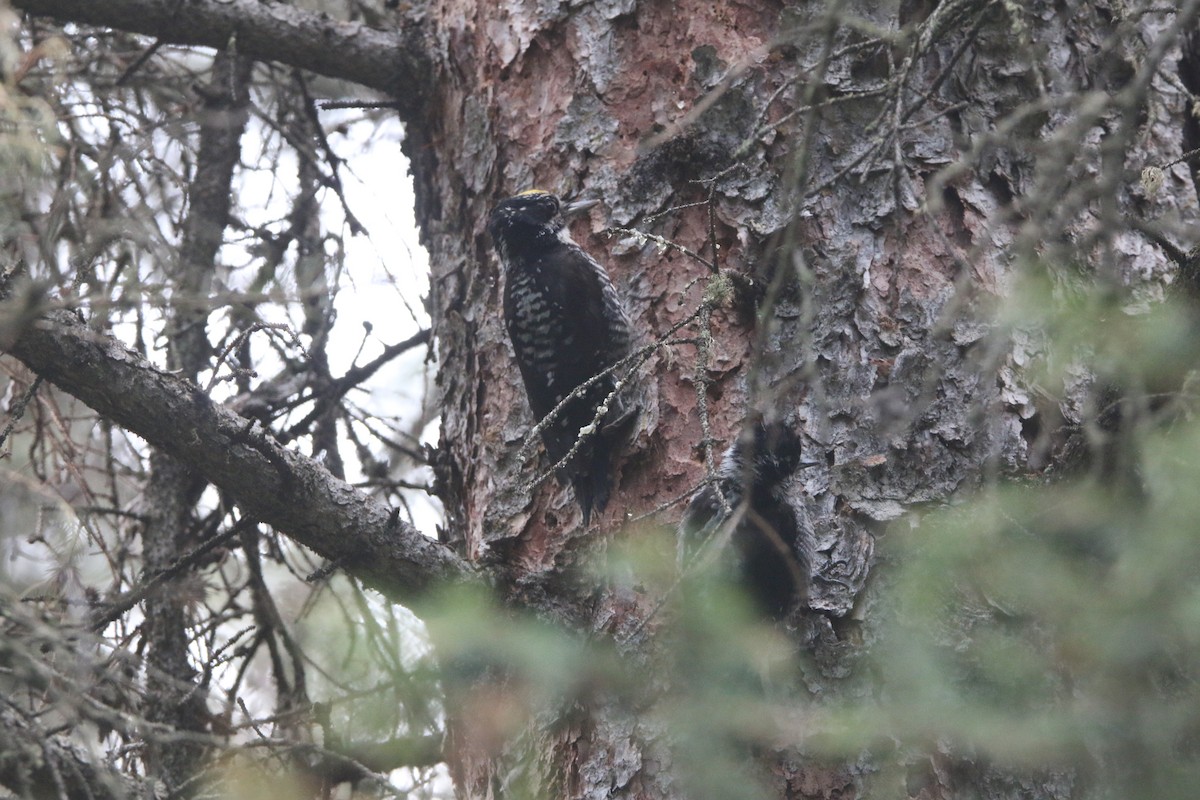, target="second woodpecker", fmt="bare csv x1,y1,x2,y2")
679,420,812,619
487,189,635,524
